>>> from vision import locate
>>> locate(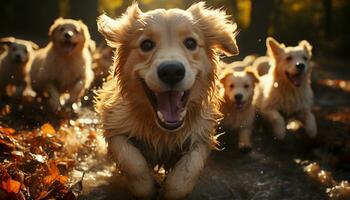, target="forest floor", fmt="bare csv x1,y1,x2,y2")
0,57,349,200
